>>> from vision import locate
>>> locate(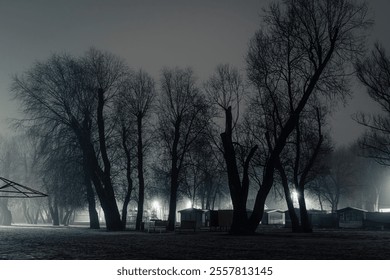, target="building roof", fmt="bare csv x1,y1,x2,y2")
265,209,284,213
336,207,368,213
178,208,204,213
